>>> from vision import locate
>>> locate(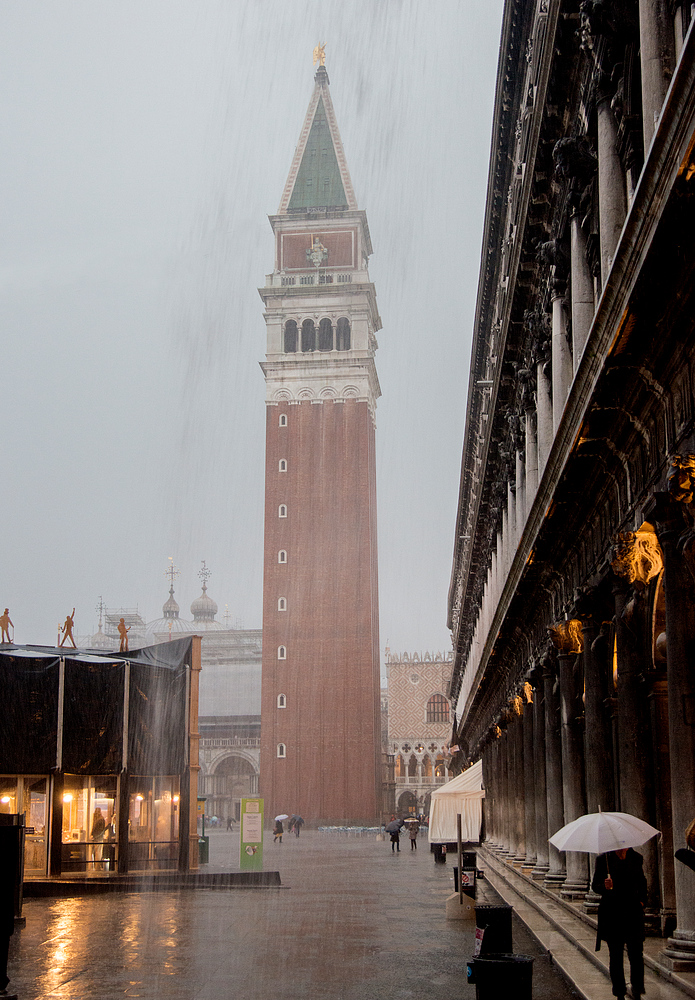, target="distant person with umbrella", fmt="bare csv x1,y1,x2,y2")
385,816,404,853
273,814,288,844
293,815,304,838
549,810,657,1000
